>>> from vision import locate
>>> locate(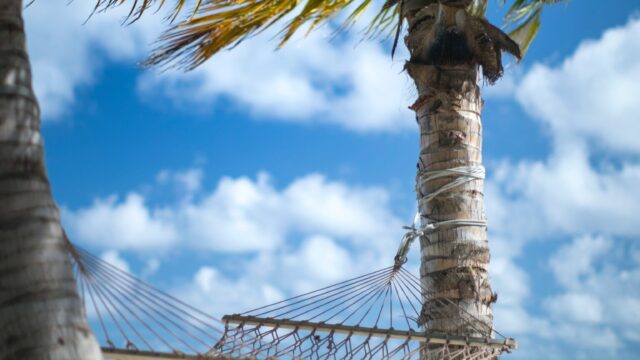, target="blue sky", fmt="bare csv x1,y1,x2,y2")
24,0,640,358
